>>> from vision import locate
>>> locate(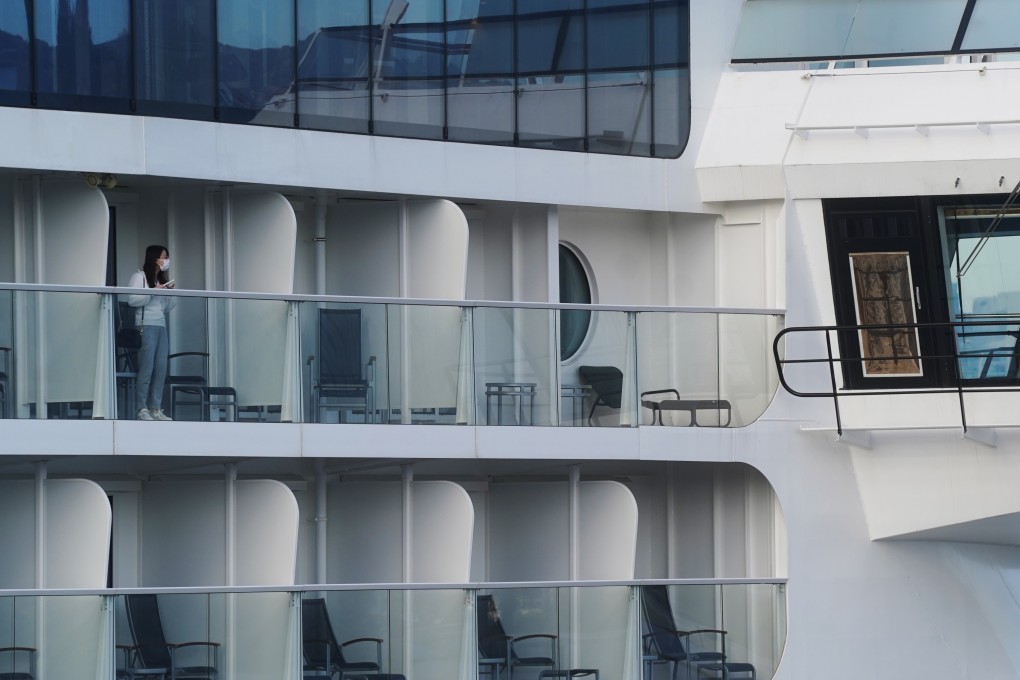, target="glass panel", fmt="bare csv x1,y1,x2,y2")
635,311,722,427
233,592,290,680
0,1,30,104
473,307,557,426
848,252,922,377
962,0,1020,51
733,0,968,61
517,0,584,151
842,0,968,56
587,71,651,155
561,310,631,426
297,0,371,133
0,596,34,679
372,0,444,140
218,0,295,126
732,0,858,61
651,69,689,158
447,0,514,143
305,301,389,424
587,0,649,72
719,313,782,427
940,207,1020,380
518,75,585,151
134,0,216,118
405,589,469,680
34,0,131,108
566,586,630,680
